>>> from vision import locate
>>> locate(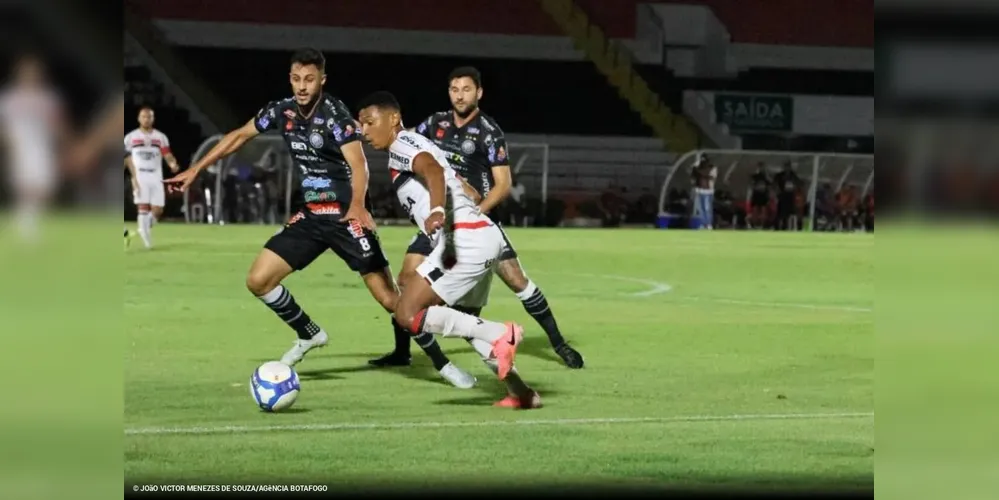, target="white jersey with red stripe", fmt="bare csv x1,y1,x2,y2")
124,128,171,183
387,130,489,235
